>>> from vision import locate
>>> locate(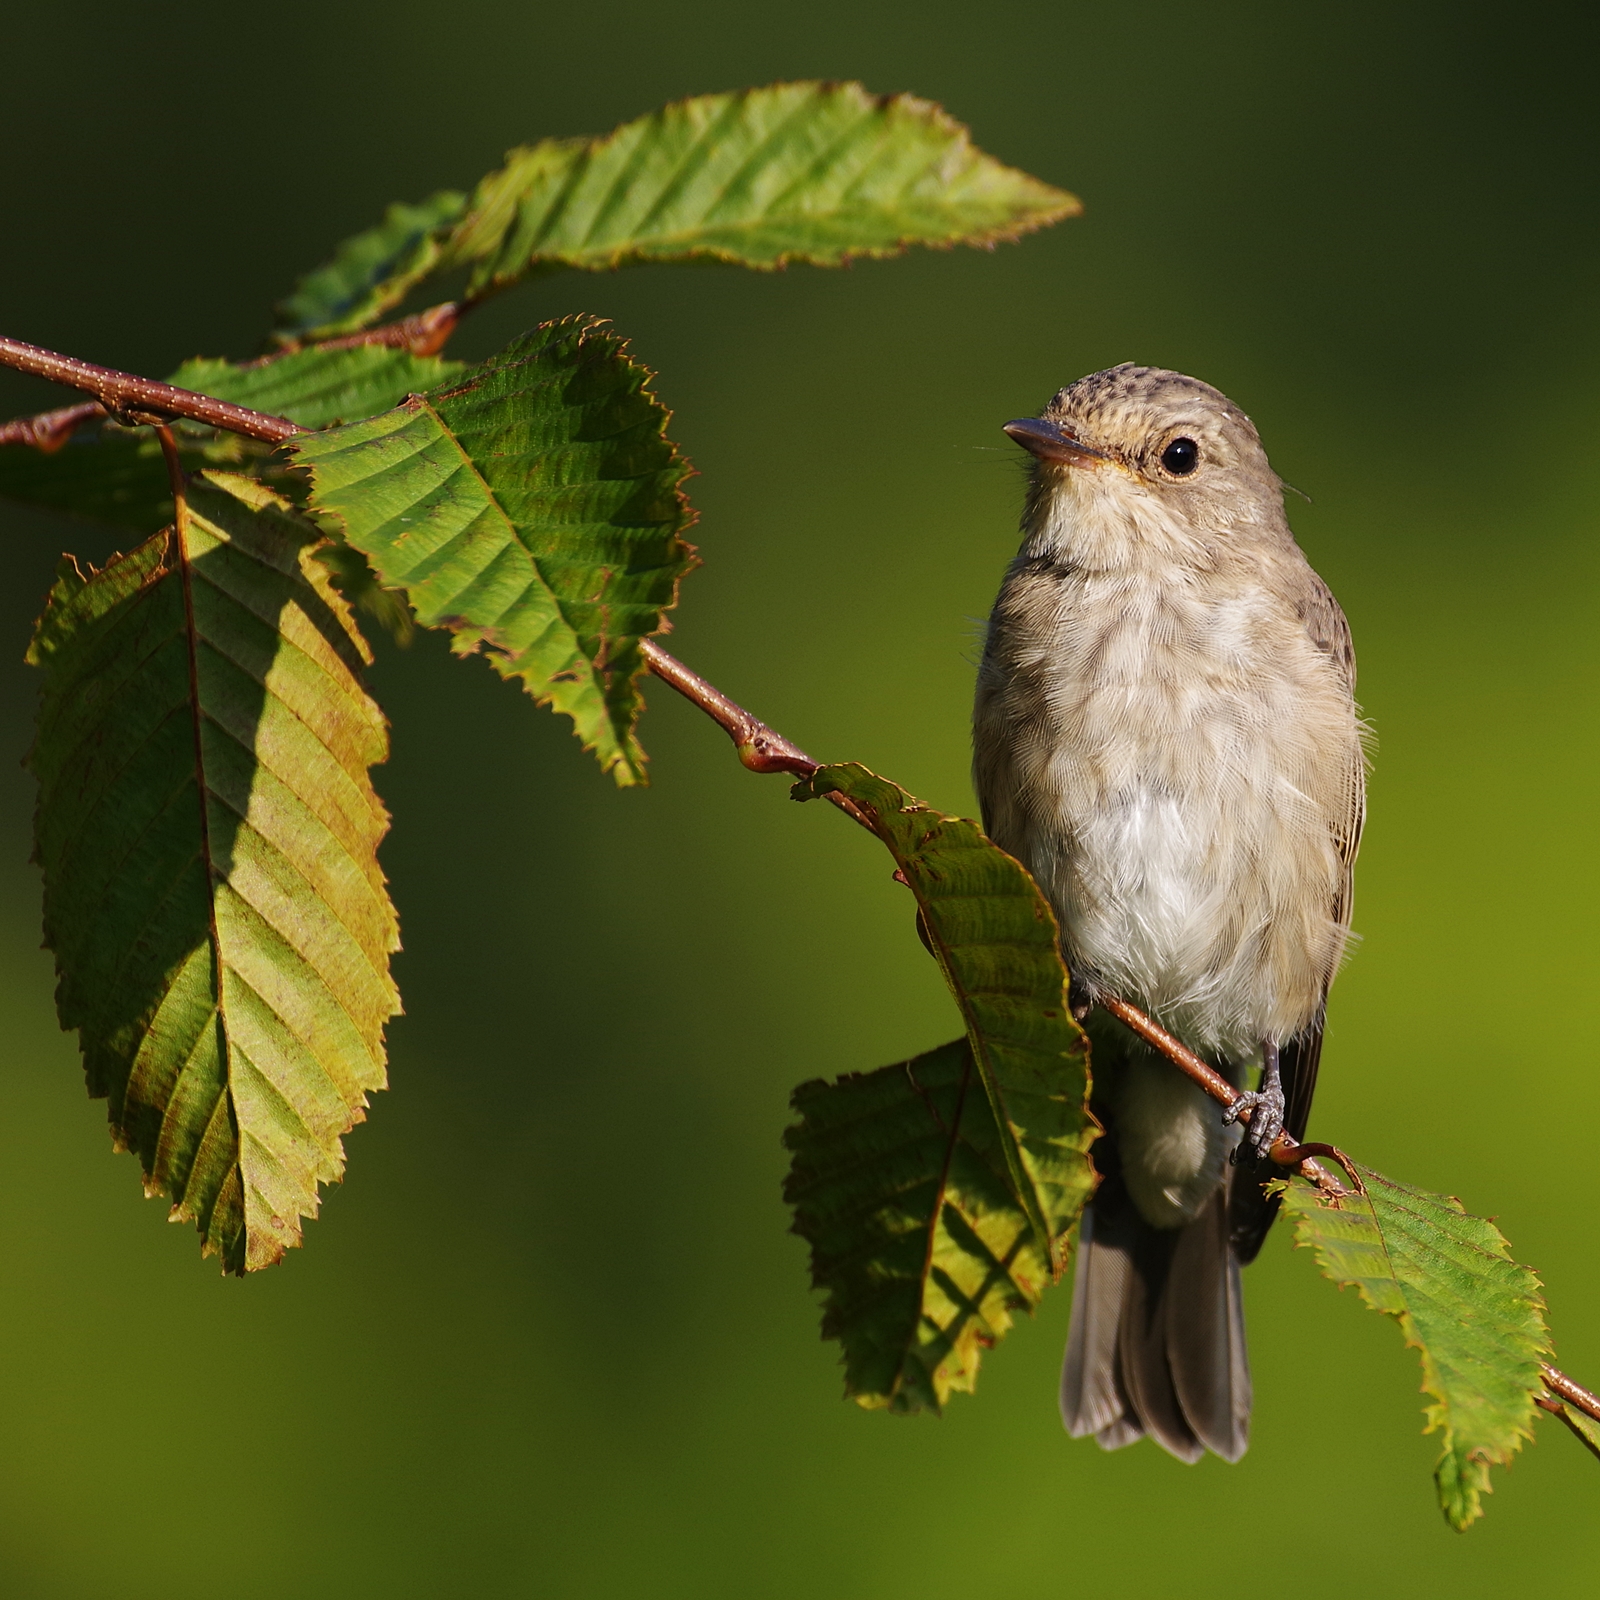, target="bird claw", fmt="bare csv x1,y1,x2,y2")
1224,1082,1287,1163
